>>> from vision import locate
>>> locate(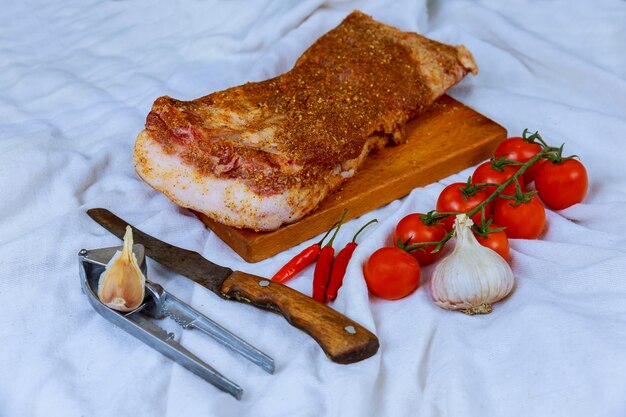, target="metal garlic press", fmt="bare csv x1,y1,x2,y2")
78,244,274,399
